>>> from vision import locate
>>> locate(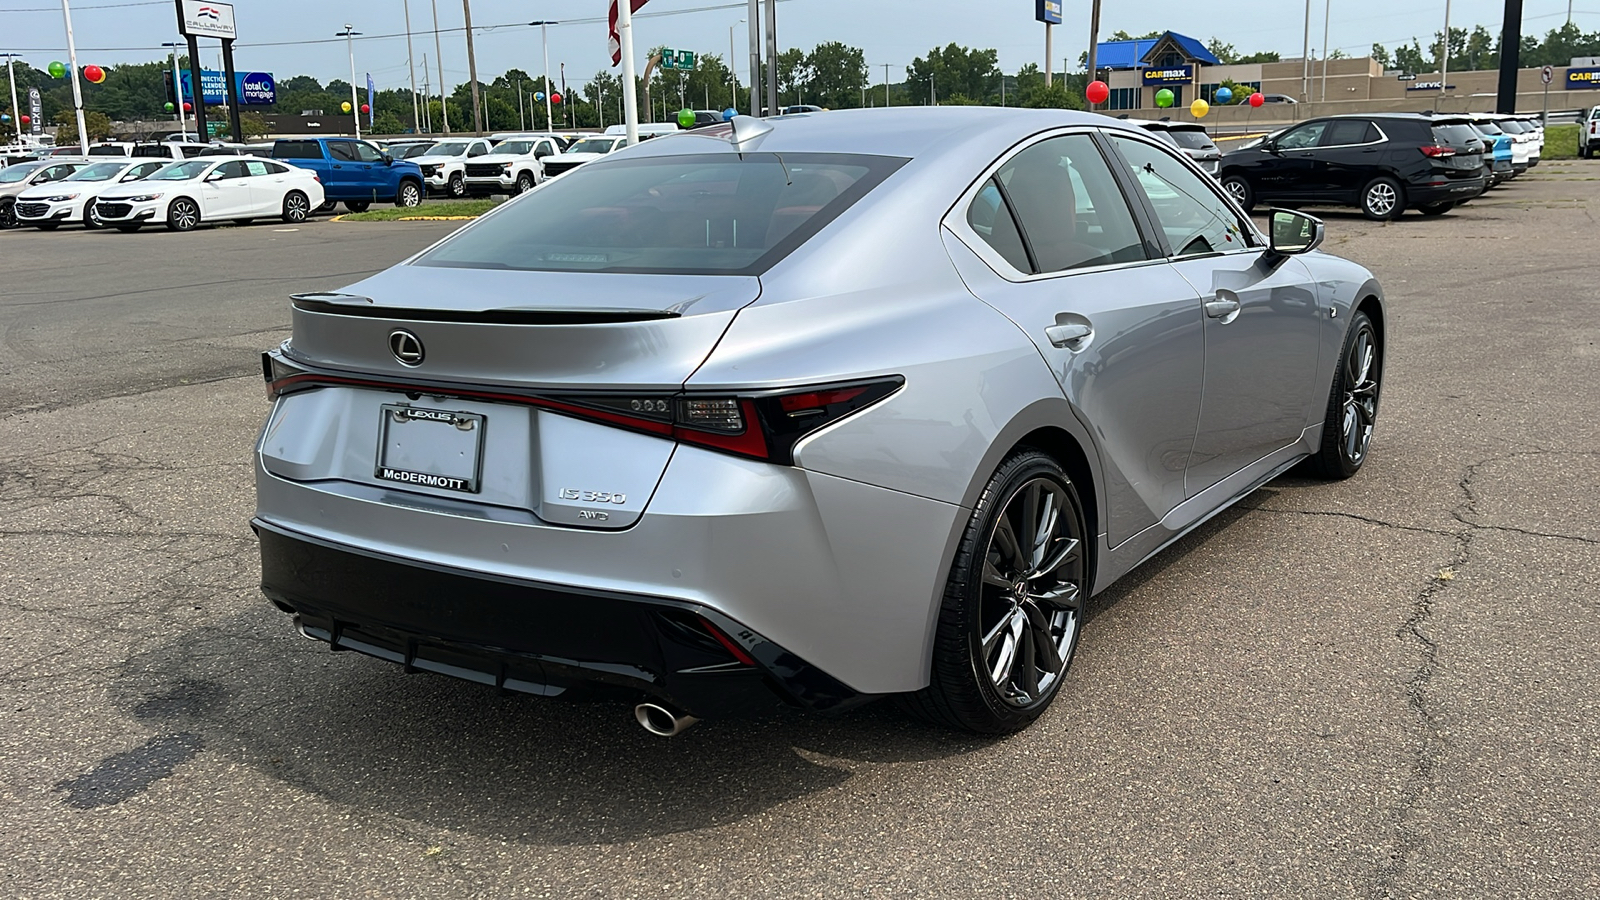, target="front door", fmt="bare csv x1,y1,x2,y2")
1258,120,1330,201
323,140,367,198
350,140,388,199
944,131,1206,546
199,160,251,218
1106,133,1324,496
